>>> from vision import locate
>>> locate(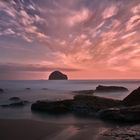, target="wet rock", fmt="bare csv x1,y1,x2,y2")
9,101,25,107
31,99,73,114
26,88,31,90
9,97,21,101
31,95,121,116
99,108,124,121
73,90,94,95
99,105,140,122
23,100,30,104
123,87,140,106
1,104,9,107
1,101,25,107
0,88,4,93
95,85,128,92
1,99,30,108
48,71,68,80
72,95,121,116
41,88,48,90
99,87,140,122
